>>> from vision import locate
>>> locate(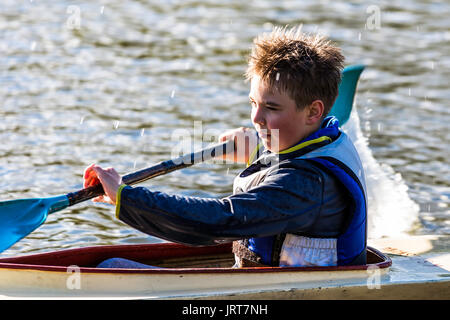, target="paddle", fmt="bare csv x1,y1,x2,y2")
0,140,235,252
0,64,364,253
